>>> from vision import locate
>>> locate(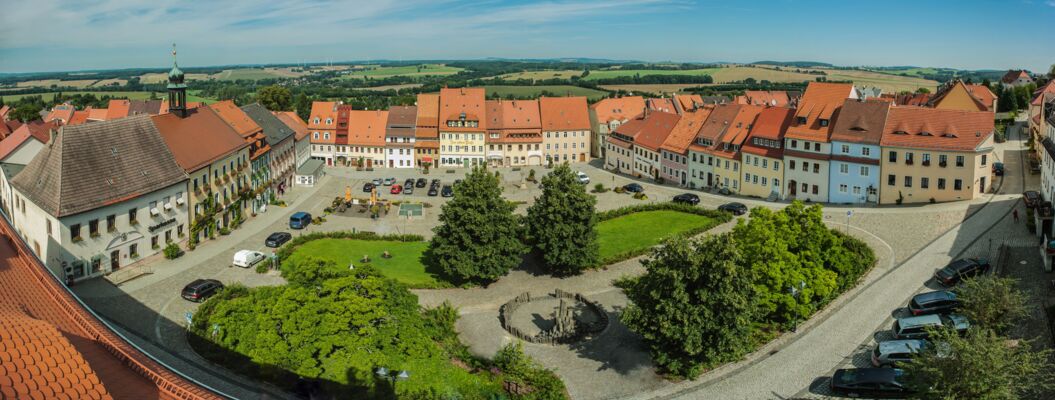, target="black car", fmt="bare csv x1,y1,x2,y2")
934,257,989,286
416,178,427,188
265,232,292,248
992,162,1004,176
181,279,223,303
908,290,959,316
405,179,415,187
673,193,700,205
718,202,748,215
431,179,441,187
1023,190,1041,208
363,182,375,193
441,185,454,197
830,368,910,398
428,186,439,196
623,183,644,193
